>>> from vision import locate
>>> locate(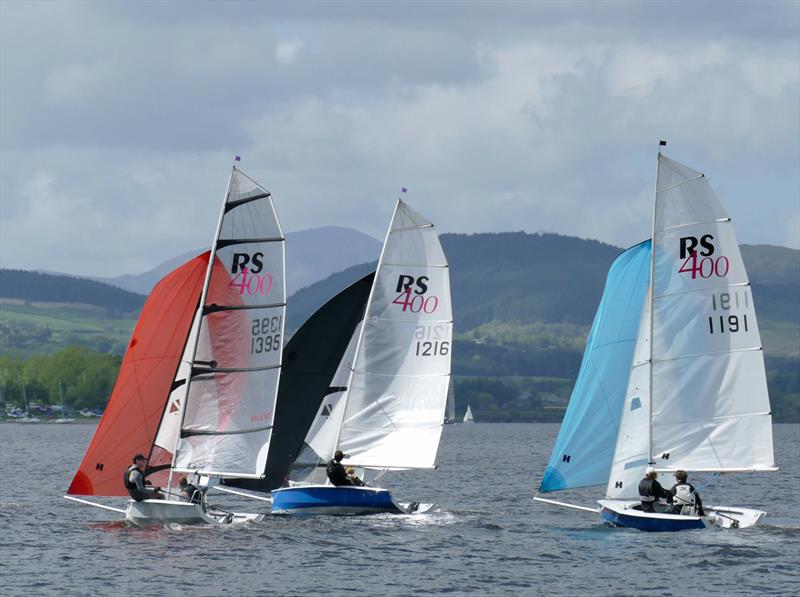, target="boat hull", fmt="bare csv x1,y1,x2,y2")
597,500,766,531
272,485,410,515
125,500,263,527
